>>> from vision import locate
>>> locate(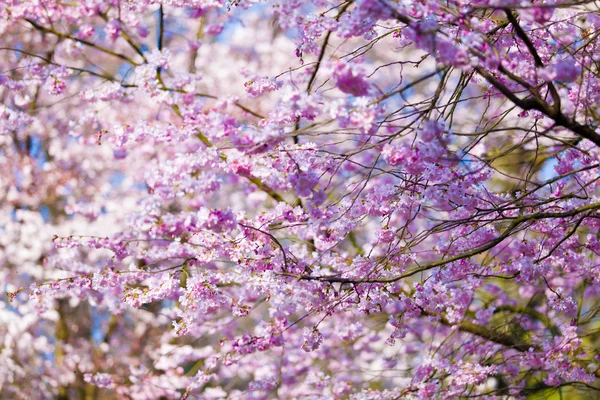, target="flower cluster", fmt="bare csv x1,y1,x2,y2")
2,0,600,398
